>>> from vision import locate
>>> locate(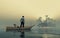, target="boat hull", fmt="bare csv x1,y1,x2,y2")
6,26,33,31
